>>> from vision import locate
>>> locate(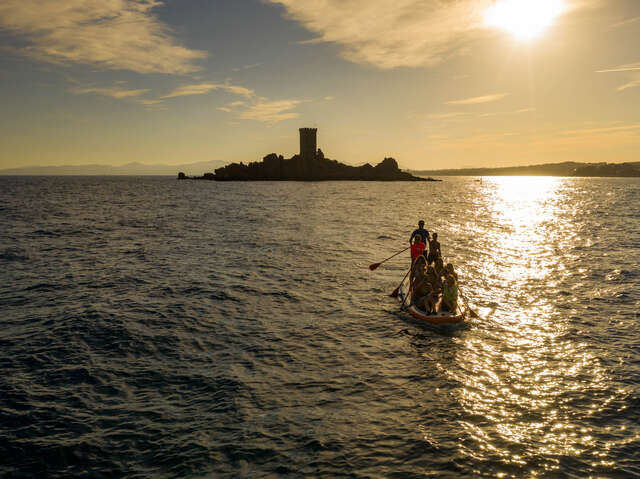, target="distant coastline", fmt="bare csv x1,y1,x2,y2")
0,160,227,176
5,158,637,179
411,161,640,178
